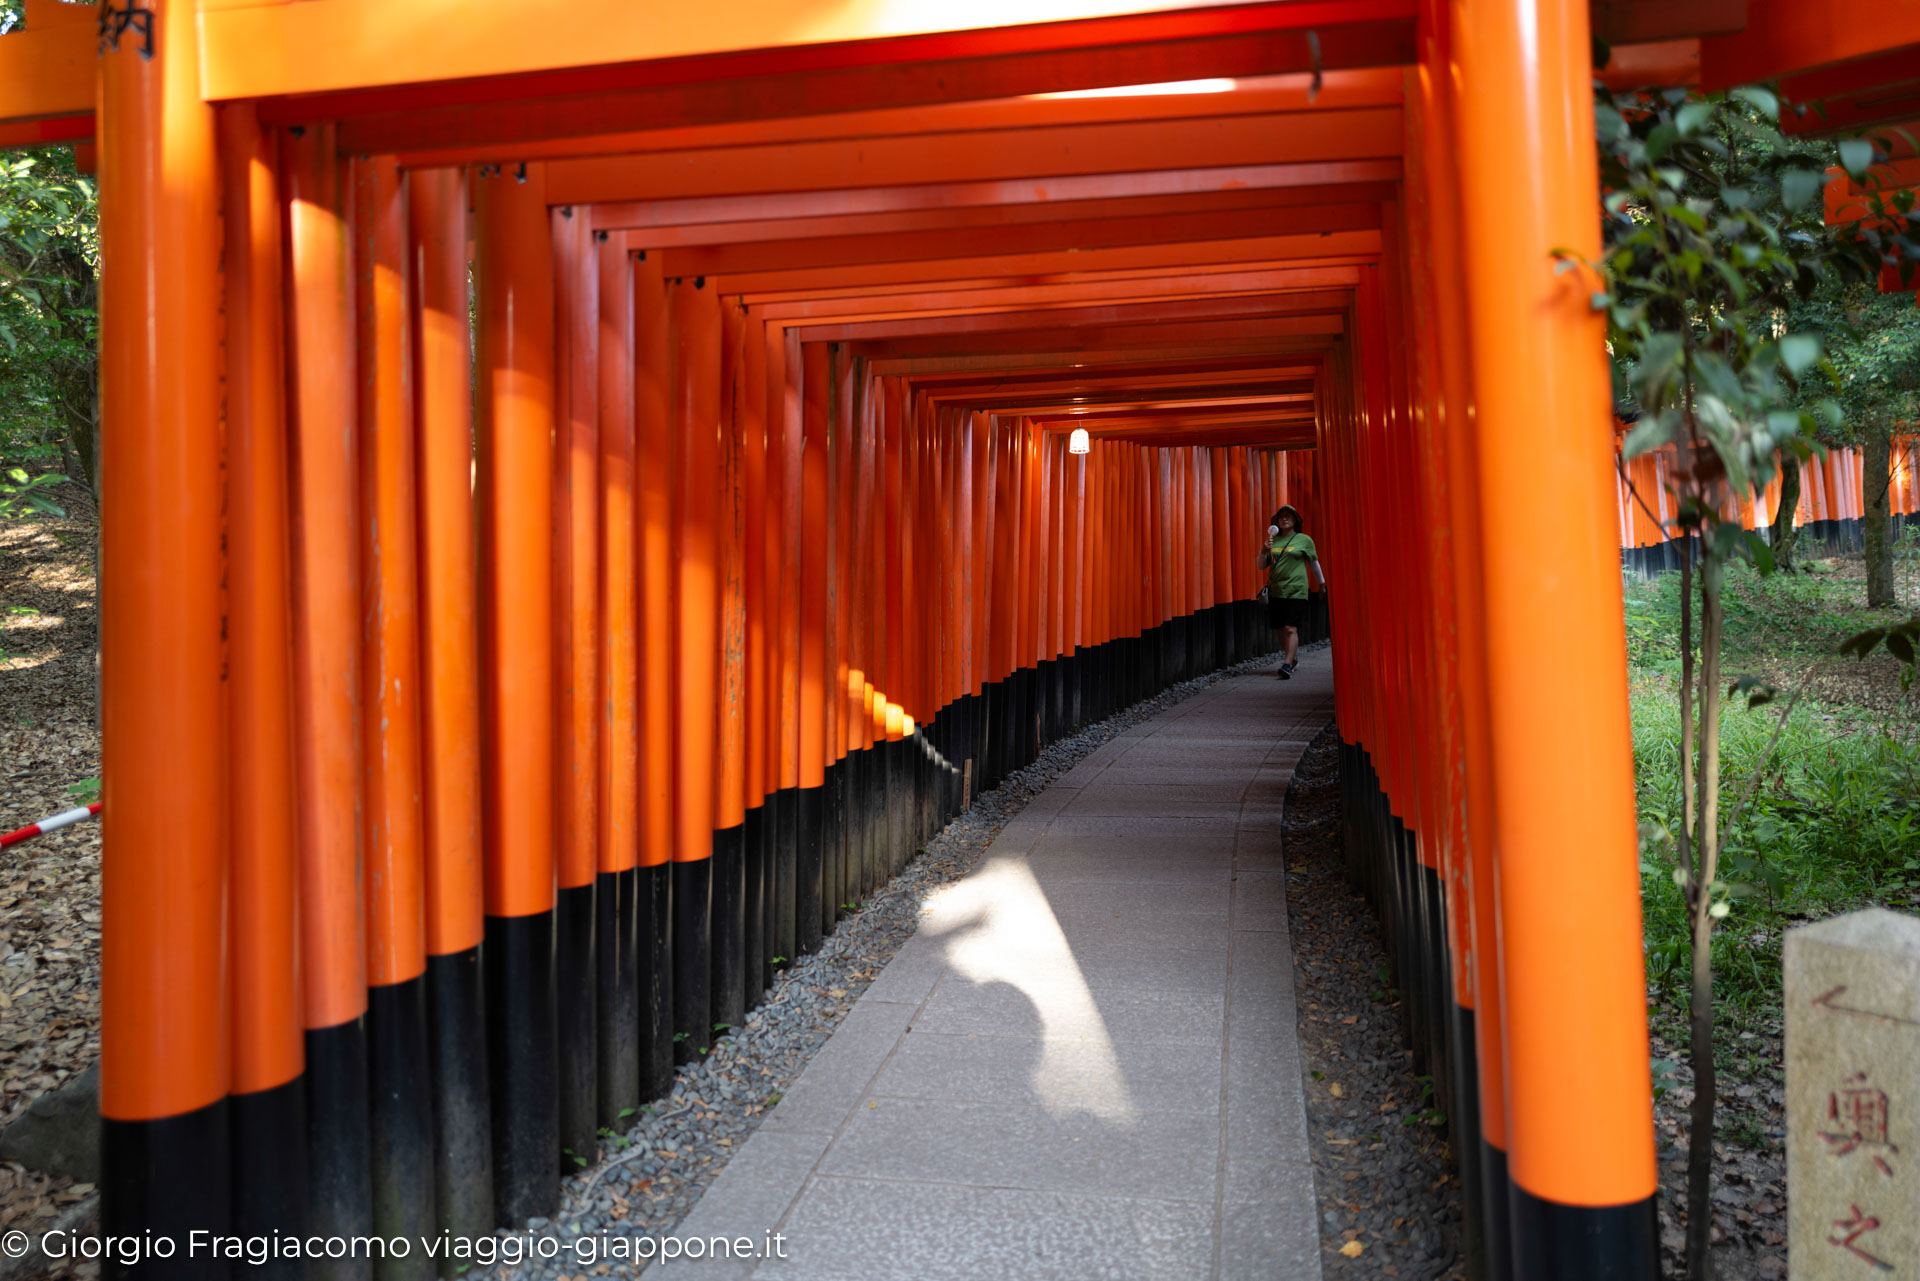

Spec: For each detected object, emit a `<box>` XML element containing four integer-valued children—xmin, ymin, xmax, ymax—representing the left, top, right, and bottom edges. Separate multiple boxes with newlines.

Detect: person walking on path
<box><xmin>1258</xmin><ymin>504</ymin><xmax>1323</xmax><ymax>679</ymax></box>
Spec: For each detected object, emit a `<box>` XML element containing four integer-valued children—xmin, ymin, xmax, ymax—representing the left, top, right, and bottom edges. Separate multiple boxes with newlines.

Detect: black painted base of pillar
<box><xmin>555</xmin><ymin>881</ymin><xmax>597</xmax><ymax>1173</ymax></box>
<box><xmin>770</xmin><ymin>788</ymin><xmax>797</xmax><ymax>984</ymax></box>
<box><xmin>795</xmin><ymin>783</ymin><xmax>824</xmax><ymax>957</ymax></box>
<box><xmin>638</xmin><ymin>864</ymin><xmax>674</xmax><ymax>1099</ymax></box>
<box><xmin>671</xmin><ymin>857</ymin><xmax>712</xmax><ymax>1063</ymax></box>
<box><xmin>368</xmin><ymin>974</ymin><xmax>436</xmax><ymax>1279</ymax></box>
<box><xmin>103</xmin><ymin>1098</ymin><xmax>231</xmax><ymax>1281</ymax></box>
<box><xmin>483</xmin><ymin>910</ymin><xmax>559</xmax><ymax>1226</ymax></box>
<box><xmin>595</xmin><ymin>869</ymin><xmax>640</xmax><ymax>1129</ymax></box>
<box><xmin>711</xmin><ymin>822</ymin><xmax>747</xmax><ymax>1031</ymax></box>
<box><xmin>231</xmin><ymin>1075</ymin><xmax>307</xmax><ymax>1280</ymax></box>
<box><xmin>1448</xmin><ymin>1001</ymin><xmax>1485</xmax><ymax>1281</ymax></box>
<box><xmin>743</xmin><ymin>805</ymin><xmax>768</xmax><ymax>1006</ymax></box>
<box><xmin>1510</xmin><ymin>1179</ymin><xmax>1655</xmax><ymax>1281</ymax></box>
<box><xmin>302</xmin><ymin>1015</ymin><xmax>371</xmax><ymax>1276</ymax></box>
<box><xmin>427</xmin><ymin>946</ymin><xmax>494</xmax><ymax>1257</ymax></box>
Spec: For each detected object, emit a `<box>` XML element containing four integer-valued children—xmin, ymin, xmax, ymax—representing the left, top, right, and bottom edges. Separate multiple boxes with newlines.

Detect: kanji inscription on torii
<box><xmin>1788</xmin><ymin>909</ymin><xmax>1920</xmax><ymax>1278</ymax></box>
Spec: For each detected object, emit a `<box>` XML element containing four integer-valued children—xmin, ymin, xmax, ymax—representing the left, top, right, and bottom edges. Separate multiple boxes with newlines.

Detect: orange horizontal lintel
<box><xmin>613</xmin><ymin>183</ymin><xmax>1395</xmax><ymax>253</ymax></box>
<box><xmin>1092</xmin><ymin>425</ymin><xmax>1321</xmax><ymax>447</ymax></box>
<box><xmin>869</xmin><ymin>347</ymin><xmax>1327</xmax><ymax>377</ymax></box>
<box><xmin>548</xmin><ymin>110</ymin><xmax>1403</xmax><ymax>207</ymax></box>
<box><xmin>588</xmin><ymin>160</ymin><xmax>1403</xmax><ymax>234</ymax></box>
<box><xmin>749</xmin><ymin>266</ymin><xmax>1362</xmax><ymax>324</ymax></box>
<box><xmin>0</xmin><ymin>15</ymin><xmax>93</xmax><ymax>128</ymax></box>
<box><xmin>953</xmin><ymin>390</ymin><xmax>1320</xmax><ymax>417</ymax></box>
<box><xmin>1702</xmin><ymin>0</ymin><xmax>1920</xmax><ymax>88</ymax></box>
<box><xmin>661</xmin><ymin>203</ymin><xmax>1382</xmax><ymax>280</ymax></box>
<box><xmin>0</xmin><ymin>111</ymin><xmax>92</xmax><ymax>150</ymax></box>
<box><xmin>914</xmin><ymin>356</ymin><xmax>1320</xmax><ymax>390</ymax></box>
<box><xmin>783</xmin><ymin>289</ymin><xmax>1349</xmax><ymax>343</ymax></box>
<box><xmin>388</xmin><ymin>68</ymin><xmax>1408</xmax><ymax>169</ymax></box>
<box><xmin>1596</xmin><ymin>39</ymin><xmax>1701</xmax><ymax>89</ymax></box>
<box><xmin>237</xmin><ymin>2</ymin><xmax>1417</xmax><ymax>142</ymax></box>
<box><xmin>737</xmin><ymin>258</ymin><xmax>1364</xmax><ymax>307</ymax></box>
<box><xmin>717</xmin><ymin>232</ymin><xmax>1382</xmax><ymax>294</ymax></box>
<box><xmin>841</xmin><ymin>315</ymin><xmax>1343</xmax><ymax>360</ymax></box>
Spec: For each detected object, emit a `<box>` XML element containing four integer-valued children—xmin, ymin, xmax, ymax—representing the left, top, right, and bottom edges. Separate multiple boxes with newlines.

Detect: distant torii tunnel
<box><xmin>3</xmin><ymin>0</ymin><xmax>1910</xmax><ymax>1277</ymax></box>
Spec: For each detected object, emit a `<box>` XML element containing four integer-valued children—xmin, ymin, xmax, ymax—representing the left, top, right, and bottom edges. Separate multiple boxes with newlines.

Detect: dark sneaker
<box><xmin>1277</xmin><ymin>665</ymin><xmax>1291</xmax><ymax>680</ymax></box>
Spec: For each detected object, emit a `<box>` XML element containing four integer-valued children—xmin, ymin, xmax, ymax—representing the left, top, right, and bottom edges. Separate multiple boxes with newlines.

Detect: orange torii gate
<box><xmin>4</xmin><ymin>0</ymin><xmax>1913</xmax><ymax>1277</ymax></box>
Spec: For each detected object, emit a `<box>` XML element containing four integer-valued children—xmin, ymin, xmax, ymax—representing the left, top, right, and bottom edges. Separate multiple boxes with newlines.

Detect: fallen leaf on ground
<box><xmin>1339</xmin><ymin>1241</ymin><xmax>1365</xmax><ymax>1258</ymax></box>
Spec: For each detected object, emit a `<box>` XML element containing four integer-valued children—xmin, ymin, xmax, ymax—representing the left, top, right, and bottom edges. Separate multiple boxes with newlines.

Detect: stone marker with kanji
<box><xmin>1788</xmin><ymin>907</ymin><xmax>1920</xmax><ymax>1277</ymax></box>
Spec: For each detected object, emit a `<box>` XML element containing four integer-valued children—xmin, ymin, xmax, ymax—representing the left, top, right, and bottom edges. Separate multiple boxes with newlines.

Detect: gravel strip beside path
<box><xmin>1278</xmin><ymin>718</ymin><xmax>1793</xmax><ymax>1281</ymax></box>
<box><xmin>1284</xmin><ymin>724</ymin><xmax>1466</xmax><ymax>1281</ymax></box>
<box><xmin>485</xmin><ymin>645</ymin><xmax>1309</xmax><ymax>1279</ymax></box>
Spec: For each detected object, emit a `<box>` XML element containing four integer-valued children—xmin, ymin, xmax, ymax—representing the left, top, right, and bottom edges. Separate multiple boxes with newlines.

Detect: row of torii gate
<box><xmin>3</xmin><ymin>0</ymin><xmax>1910</xmax><ymax>1278</ymax></box>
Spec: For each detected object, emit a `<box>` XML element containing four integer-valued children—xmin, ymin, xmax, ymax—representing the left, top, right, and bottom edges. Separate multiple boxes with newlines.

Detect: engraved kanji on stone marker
<box><xmin>1821</xmin><ymin>1072</ymin><xmax>1899</xmax><ymax>1177</ymax></box>
<box><xmin>1788</xmin><ymin>909</ymin><xmax>1920</xmax><ymax>1280</ymax></box>
<box><xmin>1828</xmin><ymin>1204</ymin><xmax>1896</xmax><ymax>1272</ymax></box>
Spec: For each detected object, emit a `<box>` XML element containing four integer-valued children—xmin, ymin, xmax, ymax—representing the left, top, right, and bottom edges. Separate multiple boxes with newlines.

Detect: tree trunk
<box><xmin>1686</xmin><ymin>891</ymin><xmax>1718</xmax><ymax>1281</ymax></box>
<box><xmin>1770</xmin><ymin>455</ymin><xmax>1799</xmax><ymax>573</ymax></box>
<box><xmin>1685</xmin><ymin>558</ymin><xmax>1726</xmax><ymax>1281</ymax></box>
<box><xmin>1864</xmin><ymin>426</ymin><xmax>1894</xmax><ymax>607</ymax></box>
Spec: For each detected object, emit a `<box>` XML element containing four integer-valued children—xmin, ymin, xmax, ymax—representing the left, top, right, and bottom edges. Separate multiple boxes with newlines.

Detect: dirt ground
<box><xmin>1731</xmin><ymin>553</ymin><xmax>1917</xmax><ymax>719</ymax></box>
<box><xmin>0</xmin><ymin>487</ymin><xmax>103</xmax><ymax>1263</ymax></box>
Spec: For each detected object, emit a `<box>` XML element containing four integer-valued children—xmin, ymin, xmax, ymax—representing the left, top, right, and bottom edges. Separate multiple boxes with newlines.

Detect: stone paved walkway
<box><xmin>670</xmin><ymin>654</ymin><xmax>1335</xmax><ymax>1281</ymax></box>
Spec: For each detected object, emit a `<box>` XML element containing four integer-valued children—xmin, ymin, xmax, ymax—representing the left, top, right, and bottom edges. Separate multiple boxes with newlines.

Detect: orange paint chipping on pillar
<box><xmin>411</xmin><ymin>166</ymin><xmax>486</xmax><ymax>957</ymax></box>
<box><xmin>353</xmin><ymin>154</ymin><xmax>429</xmax><ymax>990</ymax></box>
<box><xmin>282</xmin><ymin>123</ymin><xmax>368</xmax><ymax>1036</ymax></box>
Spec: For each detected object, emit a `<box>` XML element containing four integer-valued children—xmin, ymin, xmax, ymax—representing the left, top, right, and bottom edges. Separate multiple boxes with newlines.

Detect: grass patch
<box><xmin>1624</xmin><ymin>554</ymin><xmax>1912</xmax><ymax>680</ymax></box>
<box><xmin>1626</xmin><ymin>557</ymin><xmax>1920</xmax><ymax>1075</ymax></box>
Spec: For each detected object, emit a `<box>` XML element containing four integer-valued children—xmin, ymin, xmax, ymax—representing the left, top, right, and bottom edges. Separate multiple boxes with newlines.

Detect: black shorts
<box><xmin>1268</xmin><ymin>595</ymin><xmax>1307</xmax><ymax>630</ymax></box>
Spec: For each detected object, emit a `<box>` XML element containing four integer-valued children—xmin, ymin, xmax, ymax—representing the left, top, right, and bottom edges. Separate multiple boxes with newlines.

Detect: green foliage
<box><xmin>1791</xmin><ymin>288</ymin><xmax>1920</xmax><ymax>443</ymax></box>
<box><xmin>0</xmin><ymin>142</ymin><xmax>99</xmax><ymax>508</ymax></box>
<box><xmin>1840</xmin><ymin>615</ymin><xmax>1920</xmax><ymax>691</ymax></box>
<box><xmin>1586</xmin><ymin>87</ymin><xmax>1876</xmax><ymax>508</ymax></box>
<box><xmin>1632</xmin><ymin>677</ymin><xmax>1919</xmax><ymax>1036</ymax></box>
<box><xmin>1626</xmin><ymin>556</ymin><xmax>1907</xmax><ymax>670</ymax></box>
<box><xmin>0</xmin><ymin>464</ymin><xmax>67</xmax><ymax>519</ymax></box>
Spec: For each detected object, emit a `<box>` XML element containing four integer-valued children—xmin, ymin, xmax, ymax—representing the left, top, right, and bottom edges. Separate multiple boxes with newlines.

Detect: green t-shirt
<box><xmin>1266</xmin><ymin>533</ymin><xmax>1317</xmax><ymax>599</ymax></box>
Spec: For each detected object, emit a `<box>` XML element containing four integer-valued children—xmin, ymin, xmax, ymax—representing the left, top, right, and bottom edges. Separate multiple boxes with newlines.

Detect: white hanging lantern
<box><xmin>1068</xmin><ymin>427</ymin><xmax>1090</xmax><ymax>454</ymax></box>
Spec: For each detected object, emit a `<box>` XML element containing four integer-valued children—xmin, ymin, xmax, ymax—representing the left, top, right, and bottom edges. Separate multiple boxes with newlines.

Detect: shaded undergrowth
<box><xmin>1624</xmin><ymin>555</ymin><xmax>1919</xmax><ymax>1092</ymax></box>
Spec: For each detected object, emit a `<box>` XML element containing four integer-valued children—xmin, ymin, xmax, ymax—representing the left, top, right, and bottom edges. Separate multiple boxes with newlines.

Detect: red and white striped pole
<box><xmin>1</xmin><ymin>802</ymin><xmax>102</xmax><ymax>849</ymax></box>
